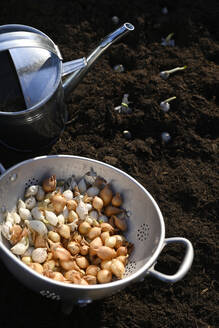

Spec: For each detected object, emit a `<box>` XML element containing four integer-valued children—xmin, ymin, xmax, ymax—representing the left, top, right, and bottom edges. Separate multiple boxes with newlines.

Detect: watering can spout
<box><xmin>62</xmin><ymin>57</ymin><xmax>87</xmax><ymax>77</ymax></box>
<box><xmin>63</xmin><ymin>22</ymin><xmax>134</xmax><ymax>98</ymax></box>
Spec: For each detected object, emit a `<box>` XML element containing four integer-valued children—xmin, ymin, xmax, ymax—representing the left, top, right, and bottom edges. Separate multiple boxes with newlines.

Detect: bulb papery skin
<box><xmin>87</xmin><ymin>186</ymin><xmax>100</xmax><ymax>197</ymax></box>
<box><xmin>6</xmin><ymin>212</ymin><xmax>15</xmax><ymax>224</ymax></box>
<box><xmin>17</xmin><ymin>199</ymin><xmax>26</xmax><ymax>211</ymax></box>
<box><xmin>11</xmin><ymin>212</ymin><xmax>21</xmax><ymax>224</ymax></box>
<box><xmin>19</xmin><ymin>208</ymin><xmax>32</xmax><ymax>221</ymax></box>
<box><xmin>78</xmin><ymin>178</ymin><xmax>87</xmax><ymax>194</ymax></box>
<box><xmin>111</xmin><ymin>193</ymin><xmax>122</xmax><ymax>207</ymax></box>
<box><xmin>160</xmin><ymin>71</ymin><xmax>169</xmax><ymax>80</ymax></box>
<box><xmin>92</xmin><ymin>196</ymin><xmax>104</xmax><ymax>214</ymax></box>
<box><xmin>89</xmin><ymin>210</ymin><xmax>99</xmax><ymax>220</ymax></box>
<box><xmin>51</xmin><ymin>194</ymin><xmax>67</xmax><ymax>214</ymax></box>
<box><xmin>123</xmin><ymin>130</ymin><xmax>132</xmax><ymax>140</ymax></box>
<box><xmin>31</xmin><ymin>248</ymin><xmax>47</xmax><ymax>263</ymax></box>
<box><xmin>161</xmin><ymin>132</ymin><xmax>171</xmax><ymax>143</ymax></box>
<box><xmin>76</xmin><ymin>200</ymin><xmax>88</xmax><ymax>220</ymax></box>
<box><xmin>113</xmin><ymin>64</ymin><xmax>125</xmax><ymax>73</ymax></box>
<box><xmin>112</xmin><ymin>16</ymin><xmax>119</xmax><ymax>25</ymax></box>
<box><xmin>1</xmin><ymin>221</ymin><xmax>12</xmax><ymax>240</ymax></box>
<box><xmin>29</xmin><ymin>220</ymin><xmax>48</xmax><ymax>235</ymax></box>
<box><xmin>42</xmin><ymin>175</ymin><xmax>57</xmax><ymax>193</ymax></box>
<box><xmin>25</xmin><ymin>196</ymin><xmax>36</xmax><ymax>210</ymax></box>
<box><xmin>11</xmin><ymin>236</ymin><xmax>29</xmax><ymax>255</ymax></box>
<box><xmin>160</xmin><ymin>101</ymin><xmax>170</xmax><ymax>112</ymax></box>
<box><xmin>97</xmin><ymin>269</ymin><xmax>112</xmax><ymax>283</ymax></box>
<box><xmin>31</xmin><ymin>207</ymin><xmax>44</xmax><ymax>221</ymax></box>
<box><xmin>162</xmin><ymin>7</ymin><xmax>168</xmax><ymax>14</ymax></box>
<box><xmin>25</xmin><ymin>185</ymin><xmax>39</xmax><ymax>198</ymax></box>
<box><xmin>99</xmin><ymin>184</ymin><xmax>113</xmax><ymax>207</ymax></box>
<box><xmin>45</xmin><ymin>210</ymin><xmax>58</xmax><ymax>226</ymax></box>
<box><xmin>111</xmin><ymin>259</ymin><xmax>125</xmax><ymax>278</ymax></box>
<box><xmin>36</xmin><ymin>186</ymin><xmax>45</xmax><ymax>201</ymax></box>
<box><xmin>63</xmin><ymin>190</ymin><xmax>73</xmax><ymax>201</ymax></box>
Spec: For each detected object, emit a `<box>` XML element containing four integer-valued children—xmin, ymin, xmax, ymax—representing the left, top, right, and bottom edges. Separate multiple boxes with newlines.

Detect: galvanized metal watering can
<box><xmin>0</xmin><ymin>23</ymin><xmax>134</xmax><ymax>151</ymax></box>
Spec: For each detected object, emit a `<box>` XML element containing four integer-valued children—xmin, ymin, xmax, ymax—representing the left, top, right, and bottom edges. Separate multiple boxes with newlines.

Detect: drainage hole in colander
<box><xmin>124</xmin><ymin>260</ymin><xmax>137</xmax><ymax>276</ymax></box>
<box><xmin>137</xmin><ymin>223</ymin><xmax>150</xmax><ymax>242</ymax></box>
<box><xmin>25</xmin><ymin>177</ymin><xmax>39</xmax><ymax>187</ymax></box>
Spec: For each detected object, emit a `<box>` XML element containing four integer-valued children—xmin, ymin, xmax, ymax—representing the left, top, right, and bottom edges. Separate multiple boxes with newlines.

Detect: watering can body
<box><xmin>0</xmin><ymin>23</ymin><xmax>134</xmax><ymax>151</ymax></box>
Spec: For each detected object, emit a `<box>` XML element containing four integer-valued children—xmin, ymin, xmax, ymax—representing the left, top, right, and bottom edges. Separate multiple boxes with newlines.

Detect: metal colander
<box><xmin>0</xmin><ymin>155</ymin><xmax>194</xmax><ymax>306</ymax></box>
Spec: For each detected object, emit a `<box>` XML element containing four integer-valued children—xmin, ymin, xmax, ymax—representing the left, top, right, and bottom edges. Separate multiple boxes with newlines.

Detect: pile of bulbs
<box><xmin>1</xmin><ymin>173</ymin><xmax>133</xmax><ymax>285</ymax></box>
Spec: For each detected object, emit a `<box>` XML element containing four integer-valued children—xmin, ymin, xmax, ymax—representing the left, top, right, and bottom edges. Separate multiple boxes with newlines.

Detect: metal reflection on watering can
<box><xmin>0</xmin><ymin>23</ymin><xmax>134</xmax><ymax>151</ymax></box>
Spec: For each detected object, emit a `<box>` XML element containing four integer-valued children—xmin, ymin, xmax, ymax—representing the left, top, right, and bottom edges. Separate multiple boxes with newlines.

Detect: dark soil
<box><xmin>0</xmin><ymin>0</ymin><xmax>218</xmax><ymax>327</ymax></box>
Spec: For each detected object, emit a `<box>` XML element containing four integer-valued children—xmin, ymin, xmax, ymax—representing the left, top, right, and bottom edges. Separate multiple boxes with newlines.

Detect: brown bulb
<box><xmin>42</xmin><ymin>175</ymin><xmax>57</xmax><ymax>193</ymax></box>
<box><xmin>99</xmin><ymin>184</ymin><xmax>113</xmax><ymax>206</ymax></box>
<box><xmin>104</xmin><ymin>205</ymin><xmax>123</xmax><ymax>217</ymax></box>
<box><xmin>111</xmin><ymin>192</ymin><xmax>123</xmax><ymax>207</ymax></box>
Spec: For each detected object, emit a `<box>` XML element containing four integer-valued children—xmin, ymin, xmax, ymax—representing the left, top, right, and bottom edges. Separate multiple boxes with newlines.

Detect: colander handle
<box><xmin>148</xmin><ymin>237</ymin><xmax>194</xmax><ymax>283</ymax></box>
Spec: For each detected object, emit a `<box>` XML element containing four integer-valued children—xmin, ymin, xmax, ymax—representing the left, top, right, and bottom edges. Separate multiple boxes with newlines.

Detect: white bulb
<box><xmin>160</xmin><ymin>71</ymin><xmax>169</xmax><ymax>80</ymax></box>
<box><xmin>113</xmin><ymin>64</ymin><xmax>124</xmax><ymax>72</ymax></box>
<box><xmin>123</xmin><ymin>130</ymin><xmax>132</xmax><ymax>140</ymax></box>
<box><xmin>112</xmin><ymin>16</ymin><xmax>119</xmax><ymax>24</ymax></box>
<box><xmin>160</xmin><ymin>101</ymin><xmax>170</xmax><ymax>112</ymax></box>
<box><xmin>162</xmin><ymin>7</ymin><xmax>168</xmax><ymax>14</ymax></box>
<box><xmin>161</xmin><ymin>132</ymin><xmax>171</xmax><ymax>143</ymax></box>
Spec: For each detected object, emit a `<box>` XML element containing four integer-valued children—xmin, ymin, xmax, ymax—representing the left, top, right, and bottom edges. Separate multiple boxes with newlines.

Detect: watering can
<box><xmin>0</xmin><ymin>23</ymin><xmax>134</xmax><ymax>151</ymax></box>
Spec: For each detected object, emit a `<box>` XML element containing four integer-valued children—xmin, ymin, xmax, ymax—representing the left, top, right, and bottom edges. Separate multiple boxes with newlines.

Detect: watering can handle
<box><xmin>148</xmin><ymin>237</ymin><xmax>194</xmax><ymax>283</ymax></box>
<box><xmin>0</xmin><ymin>163</ymin><xmax>6</xmax><ymax>175</ymax></box>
